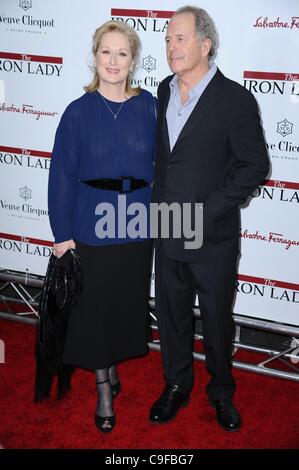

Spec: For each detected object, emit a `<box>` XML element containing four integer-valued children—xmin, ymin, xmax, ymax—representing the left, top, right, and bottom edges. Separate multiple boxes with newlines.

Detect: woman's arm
<box><xmin>48</xmin><ymin>104</ymin><xmax>80</xmax><ymax>248</ymax></box>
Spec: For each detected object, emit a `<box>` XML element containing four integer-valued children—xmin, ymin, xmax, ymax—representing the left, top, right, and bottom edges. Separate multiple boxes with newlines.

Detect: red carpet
<box><xmin>0</xmin><ymin>319</ymin><xmax>298</xmax><ymax>449</ymax></box>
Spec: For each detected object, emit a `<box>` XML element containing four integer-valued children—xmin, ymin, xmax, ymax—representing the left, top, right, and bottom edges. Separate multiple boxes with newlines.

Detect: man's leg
<box><xmin>149</xmin><ymin>244</ymin><xmax>195</xmax><ymax>423</ymax></box>
<box><xmin>189</xmin><ymin>259</ymin><xmax>236</xmax><ymax>401</ymax></box>
<box><xmin>155</xmin><ymin>245</ymin><xmax>196</xmax><ymax>394</ymax></box>
<box><xmin>188</xmin><ymin>258</ymin><xmax>241</xmax><ymax>431</ymax></box>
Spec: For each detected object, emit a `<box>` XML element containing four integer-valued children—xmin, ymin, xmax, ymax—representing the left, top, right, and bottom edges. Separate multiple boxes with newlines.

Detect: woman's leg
<box><xmin>95</xmin><ymin>368</ymin><xmax>115</xmax><ymax>432</ymax></box>
<box><xmin>108</xmin><ymin>363</ymin><xmax>119</xmax><ymax>387</ymax></box>
<box><xmin>108</xmin><ymin>363</ymin><xmax>121</xmax><ymax>397</ymax></box>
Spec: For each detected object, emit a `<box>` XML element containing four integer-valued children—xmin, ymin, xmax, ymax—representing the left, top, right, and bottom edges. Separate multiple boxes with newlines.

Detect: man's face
<box><xmin>165</xmin><ymin>12</ymin><xmax>211</xmax><ymax>78</ymax></box>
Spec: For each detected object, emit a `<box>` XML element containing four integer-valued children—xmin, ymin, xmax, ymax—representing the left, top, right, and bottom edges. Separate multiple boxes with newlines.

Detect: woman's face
<box><xmin>96</xmin><ymin>31</ymin><xmax>133</xmax><ymax>89</ymax></box>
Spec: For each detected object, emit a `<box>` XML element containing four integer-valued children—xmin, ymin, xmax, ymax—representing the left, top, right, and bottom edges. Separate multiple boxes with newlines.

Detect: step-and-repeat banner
<box><xmin>0</xmin><ymin>0</ymin><xmax>298</xmax><ymax>325</ymax></box>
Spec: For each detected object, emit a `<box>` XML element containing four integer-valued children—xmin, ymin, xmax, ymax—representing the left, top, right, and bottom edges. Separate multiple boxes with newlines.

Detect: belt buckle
<box><xmin>120</xmin><ymin>176</ymin><xmax>133</xmax><ymax>194</ymax></box>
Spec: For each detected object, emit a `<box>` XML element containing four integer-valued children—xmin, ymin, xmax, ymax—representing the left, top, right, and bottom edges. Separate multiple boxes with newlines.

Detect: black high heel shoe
<box><xmin>95</xmin><ymin>378</ymin><xmax>116</xmax><ymax>433</ymax></box>
<box><xmin>112</xmin><ymin>381</ymin><xmax>121</xmax><ymax>398</ymax></box>
<box><xmin>94</xmin><ymin>413</ymin><xmax>116</xmax><ymax>433</ymax></box>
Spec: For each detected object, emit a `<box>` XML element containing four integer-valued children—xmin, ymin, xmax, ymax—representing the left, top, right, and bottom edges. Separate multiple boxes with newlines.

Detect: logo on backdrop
<box><xmin>276</xmin><ymin>119</ymin><xmax>293</xmax><ymax>137</ymax></box>
<box><xmin>0</xmin><ymin>52</ymin><xmax>63</xmax><ymax>77</ymax></box>
<box><xmin>0</xmin><ymin>232</ymin><xmax>52</xmax><ymax>258</ymax></box>
<box><xmin>265</xmin><ymin>120</ymin><xmax>298</xmax><ymax>162</ymax></box>
<box><xmin>243</xmin><ymin>71</ymin><xmax>299</xmax><ymax>99</ymax></box>
<box><xmin>20</xmin><ymin>186</ymin><xmax>32</xmax><ymax>201</ymax></box>
<box><xmin>142</xmin><ymin>55</ymin><xmax>156</xmax><ymax>73</ymax></box>
<box><xmin>110</xmin><ymin>8</ymin><xmax>172</xmax><ymax>33</ymax></box>
<box><xmin>253</xmin><ymin>16</ymin><xmax>299</xmax><ymax>30</ymax></box>
<box><xmin>0</xmin><ymin>1</ymin><xmax>54</xmax><ymax>35</ymax></box>
<box><xmin>0</xmin><ymin>102</ymin><xmax>58</xmax><ymax>120</ymax></box>
<box><xmin>0</xmin><ymin>187</ymin><xmax>48</xmax><ymax>222</ymax></box>
<box><xmin>236</xmin><ymin>275</ymin><xmax>299</xmax><ymax>304</ymax></box>
<box><xmin>131</xmin><ymin>56</ymin><xmax>160</xmax><ymax>90</ymax></box>
<box><xmin>251</xmin><ymin>180</ymin><xmax>299</xmax><ymax>204</ymax></box>
<box><xmin>239</xmin><ymin>228</ymin><xmax>299</xmax><ymax>250</ymax></box>
<box><xmin>0</xmin><ymin>146</ymin><xmax>51</xmax><ymax>170</ymax></box>
<box><xmin>19</xmin><ymin>0</ymin><xmax>32</xmax><ymax>12</ymax></box>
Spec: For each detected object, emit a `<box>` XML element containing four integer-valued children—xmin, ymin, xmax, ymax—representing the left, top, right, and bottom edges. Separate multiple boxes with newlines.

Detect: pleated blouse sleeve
<box><xmin>48</xmin><ymin>103</ymin><xmax>80</xmax><ymax>243</ymax></box>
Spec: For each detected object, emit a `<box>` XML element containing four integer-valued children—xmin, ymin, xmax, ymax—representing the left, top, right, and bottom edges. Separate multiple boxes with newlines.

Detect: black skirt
<box><xmin>63</xmin><ymin>239</ymin><xmax>152</xmax><ymax>370</ymax></box>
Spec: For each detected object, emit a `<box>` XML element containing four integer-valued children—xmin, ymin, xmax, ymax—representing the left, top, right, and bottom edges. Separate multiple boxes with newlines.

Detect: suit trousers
<box><xmin>155</xmin><ymin>242</ymin><xmax>237</xmax><ymax>401</ymax></box>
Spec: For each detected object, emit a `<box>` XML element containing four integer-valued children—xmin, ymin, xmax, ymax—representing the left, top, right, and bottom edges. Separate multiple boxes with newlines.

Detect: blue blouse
<box><xmin>48</xmin><ymin>89</ymin><xmax>156</xmax><ymax>245</ymax></box>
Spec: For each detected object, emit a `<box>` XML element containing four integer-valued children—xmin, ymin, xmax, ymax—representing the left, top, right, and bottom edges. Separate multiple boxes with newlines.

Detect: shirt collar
<box><xmin>169</xmin><ymin>63</ymin><xmax>217</xmax><ymax>98</ymax></box>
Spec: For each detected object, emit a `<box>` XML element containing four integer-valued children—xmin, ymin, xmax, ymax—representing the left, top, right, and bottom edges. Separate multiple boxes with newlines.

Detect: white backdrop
<box><xmin>0</xmin><ymin>0</ymin><xmax>298</xmax><ymax>325</ymax></box>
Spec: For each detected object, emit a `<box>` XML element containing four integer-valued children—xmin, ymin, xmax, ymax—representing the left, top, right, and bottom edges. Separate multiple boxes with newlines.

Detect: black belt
<box><xmin>82</xmin><ymin>177</ymin><xmax>149</xmax><ymax>193</ymax></box>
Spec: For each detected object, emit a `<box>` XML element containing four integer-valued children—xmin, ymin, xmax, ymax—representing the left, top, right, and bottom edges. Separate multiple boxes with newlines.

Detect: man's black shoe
<box><xmin>149</xmin><ymin>384</ymin><xmax>189</xmax><ymax>424</ymax></box>
<box><xmin>211</xmin><ymin>399</ymin><xmax>241</xmax><ymax>432</ymax></box>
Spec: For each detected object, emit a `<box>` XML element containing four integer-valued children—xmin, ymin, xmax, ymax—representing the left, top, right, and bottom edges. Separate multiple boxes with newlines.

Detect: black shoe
<box><xmin>111</xmin><ymin>381</ymin><xmax>121</xmax><ymax>398</ymax></box>
<box><xmin>95</xmin><ymin>378</ymin><xmax>116</xmax><ymax>433</ymax></box>
<box><xmin>95</xmin><ymin>413</ymin><xmax>116</xmax><ymax>433</ymax></box>
<box><xmin>211</xmin><ymin>399</ymin><xmax>241</xmax><ymax>432</ymax></box>
<box><xmin>149</xmin><ymin>384</ymin><xmax>189</xmax><ymax>424</ymax></box>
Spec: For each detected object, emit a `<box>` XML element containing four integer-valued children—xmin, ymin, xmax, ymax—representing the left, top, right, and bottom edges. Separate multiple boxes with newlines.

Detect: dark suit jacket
<box><xmin>152</xmin><ymin>69</ymin><xmax>269</xmax><ymax>264</ymax></box>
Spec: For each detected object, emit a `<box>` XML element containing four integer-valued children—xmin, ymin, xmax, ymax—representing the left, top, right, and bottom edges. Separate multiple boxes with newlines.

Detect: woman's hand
<box><xmin>53</xmin><ymin>239</ymin><xmax>76</xmax><ymax>258</ymax></box>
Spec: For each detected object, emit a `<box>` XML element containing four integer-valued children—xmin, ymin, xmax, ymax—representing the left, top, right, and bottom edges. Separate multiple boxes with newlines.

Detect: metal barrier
<box><xmin>1</xmin><ymin>268</ymin><xmax>299</xmax><ymax>381</ymax></box>
<box><xmin>0</xmin><ymin>269</ymin><xmax>40</xmax><ymax>324</ymax></box>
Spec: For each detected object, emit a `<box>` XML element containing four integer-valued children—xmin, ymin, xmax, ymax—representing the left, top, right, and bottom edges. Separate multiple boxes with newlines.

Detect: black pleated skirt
<box><xmin>63</xmin><ymin>239</ymin><xmax>152</xmax><ymax>370</ymax></box>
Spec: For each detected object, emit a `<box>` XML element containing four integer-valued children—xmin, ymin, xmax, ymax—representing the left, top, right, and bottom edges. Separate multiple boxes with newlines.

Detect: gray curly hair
<box><xmin>172</xmin><ymin>5</ymin><xmax>218</xmax><ymax>58</ymax></box>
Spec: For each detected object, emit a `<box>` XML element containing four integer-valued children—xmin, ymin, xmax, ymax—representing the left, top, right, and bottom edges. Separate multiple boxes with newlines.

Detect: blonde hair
<box><xmin>84</xmin><ymin>20</ymin><xmax>141</xmax><ymax>96</ymax></box>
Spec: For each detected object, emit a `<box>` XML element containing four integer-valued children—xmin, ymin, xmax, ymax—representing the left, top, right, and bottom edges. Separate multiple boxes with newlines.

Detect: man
<box><xmin>150</xmin><ymin>6</ymin><xmax>269</xmax><ymax>432</ymax></box>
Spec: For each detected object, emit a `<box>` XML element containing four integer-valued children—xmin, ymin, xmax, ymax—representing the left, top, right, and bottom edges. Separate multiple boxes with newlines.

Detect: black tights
<box><xmin>95</xmin><ymin>364</ymin><xmax>119</xmax><ymax>417</ymax></box>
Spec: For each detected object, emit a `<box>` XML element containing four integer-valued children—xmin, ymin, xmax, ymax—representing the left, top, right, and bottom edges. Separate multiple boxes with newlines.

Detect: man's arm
<box><xmin>204</xmin><ymin>91</ymin><xmax>269</xmax><ymax>220</ymax></box>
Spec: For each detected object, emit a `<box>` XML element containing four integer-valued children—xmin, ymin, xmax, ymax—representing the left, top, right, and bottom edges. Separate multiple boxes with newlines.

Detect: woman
<box><xmin>48</xmin><ymin>20</ymin><xmax>156</xmax><ymax>433</ymax></box>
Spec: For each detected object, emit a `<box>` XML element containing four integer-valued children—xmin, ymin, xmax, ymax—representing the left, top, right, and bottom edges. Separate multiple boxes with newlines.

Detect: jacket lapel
<box><xmin>161</xmin><ymin>85</ymin><xmax>171</xmax><ymax>155</ymax></box>
<box><xmin>171</xmin><ymin>69</ymin><xmax>225</xmax><ymax>153</ymax></box>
